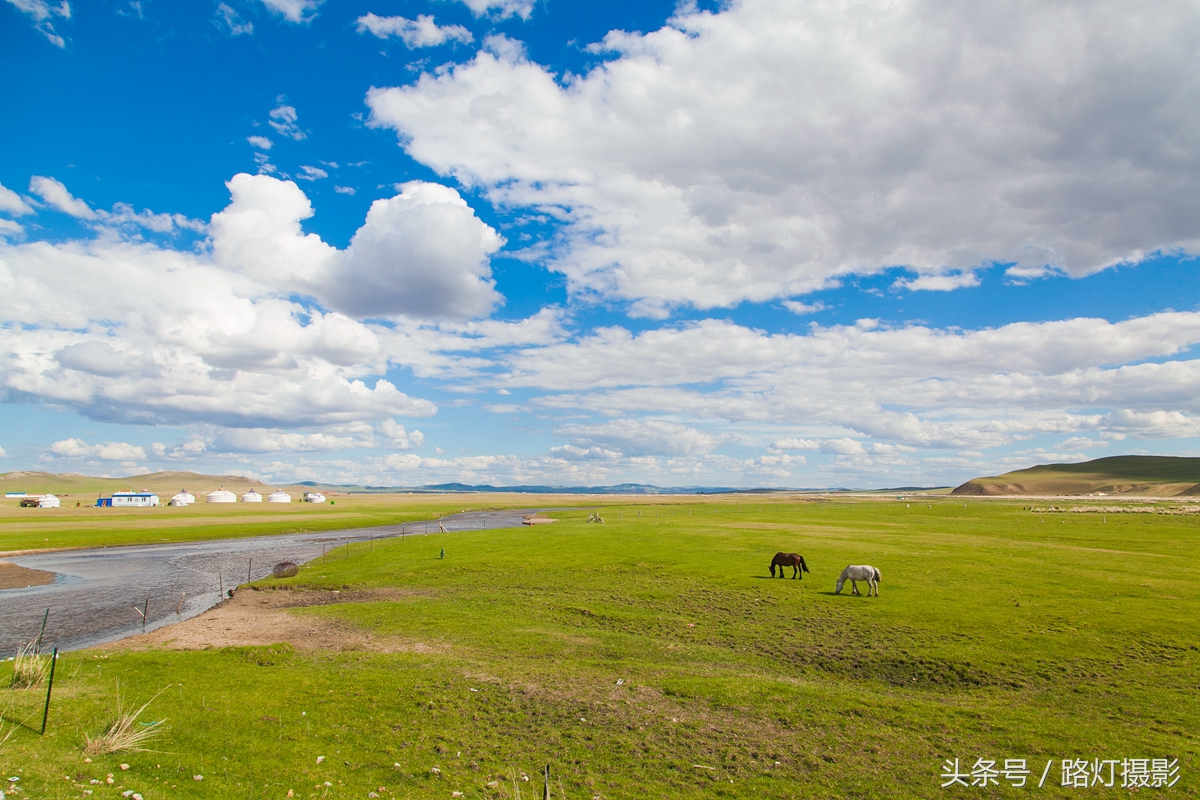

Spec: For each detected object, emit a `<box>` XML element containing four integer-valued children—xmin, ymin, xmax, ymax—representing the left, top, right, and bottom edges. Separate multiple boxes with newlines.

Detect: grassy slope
<box><xmin>0</xmin><ymin>493</ymin><xmax>586</xmax><ymax>553</ymax></box>
<box><xmin>953</xmin><ymin>455</ymin><xmax>1200</xmax><ymax>496</ymax></box>
<box><xmin>0</xmin><ymin>470</ymin><xmax>281</xmax><ymax>497</ymax></box>
<box><xmin>1</xmin><ymin>498</ymin><xmax>1196</xmax><ymax>798</ymax></box>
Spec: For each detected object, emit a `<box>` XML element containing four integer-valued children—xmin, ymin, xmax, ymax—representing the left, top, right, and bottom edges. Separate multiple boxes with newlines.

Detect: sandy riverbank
<box><xmin>0</xmin><ymin>560</ymin><xmax>56</xmax><ymax>590</ymax></box>
<box><xmin>105</xmin><ymin>586</ymin><xmax>445</xmax><ymax>654</ymax></box>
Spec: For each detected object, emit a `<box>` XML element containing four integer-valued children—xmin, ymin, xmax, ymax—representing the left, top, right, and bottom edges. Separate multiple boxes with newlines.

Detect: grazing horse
<box><xmin>835</xmin><ymin>565</ymin><xmax>881</xmax><ymax>596</ymax></box>
<box><xmin>770</xmin><ymin>552</ymin><xmax>810</xmax><ymax>579</ymax></box>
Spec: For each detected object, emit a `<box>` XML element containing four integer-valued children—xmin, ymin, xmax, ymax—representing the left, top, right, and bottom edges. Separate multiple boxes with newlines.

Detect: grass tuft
<box><xmin>83</xmin><ymin>685</ymin><xmax>169</xmax><ymax>755</ymax></box>
<box><xmin>9</xmin><ymin>636</ymin><xmax>50</xmax><ymax>689</ymax></box>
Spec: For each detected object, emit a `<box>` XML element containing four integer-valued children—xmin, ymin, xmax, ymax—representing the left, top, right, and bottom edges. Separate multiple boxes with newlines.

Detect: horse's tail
<box><xmin>873</xmin><ymin>567</ymin><xmax>881</xmax><ymax>582</ymax></box>
<box><xmin>800</xmin><ymin>556</ymin><xmax>810</xmax><ymax>572</ymax></box>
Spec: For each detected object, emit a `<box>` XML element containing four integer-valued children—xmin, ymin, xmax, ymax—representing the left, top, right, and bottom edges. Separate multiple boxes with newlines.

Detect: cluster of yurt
<box><xmin>67</xmin><ymin>487</ymin><xmax>300</xmax><ymax>510</ymax></box>
<box><xmin>202</xmin><ymin>487</ymin><xmax>293</xmax><ymax>503</ymax></box>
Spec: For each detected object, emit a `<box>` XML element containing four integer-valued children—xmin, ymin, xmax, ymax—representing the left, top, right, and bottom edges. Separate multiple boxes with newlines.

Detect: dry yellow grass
<box><xmin>82</xmin><ymin>685</ymin><xmax>169</xmax><ymax>755</ymax></box>
<box><xmin>9</xmin><ymin>636</ymin><xmax>50</xmax><ymax>689</ymax></box>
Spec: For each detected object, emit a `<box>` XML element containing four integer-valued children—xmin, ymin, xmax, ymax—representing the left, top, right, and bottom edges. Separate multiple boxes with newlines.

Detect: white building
<box><xmin>206</xmin><ymin>489</ymin><xmax>237</xmax><ymax>503</ymax></box>
<box><xmin>38</xmin><ymin>494</ymin><xmax>61</xmax><ymax>508</ymax></box>
<box><xmin>170</xmin><ymin>490</ymin><xmax>195</xmax><ymax>506</ymax></box>
<box><xmin>267</xmin><ymin>490</ymin><xmax>292</xmax><ymax>503</ymax></box>
<box><xmin>241</xmin><ymin>489</ymin><xmax>263</xmax><ymax>503</ymax></box>
<box><xmin>112</xmin><ymin>491</ymin><xmax>159</xmax><ymax>507</ymax></box>
<box><xmin>5</xmin><ymin>491</ymin><xmax>27</xmax><ymax>498</ymax></box>
<box><xmin>302</xmin><ymin>492</ymin><xmax>326</xmax><ymax>503</ymax></box>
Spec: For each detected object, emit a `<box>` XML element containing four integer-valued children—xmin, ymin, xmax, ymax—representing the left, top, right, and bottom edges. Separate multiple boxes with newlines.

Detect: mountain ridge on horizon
<box><xmin>0</xmin><ymin>470</ymin><xmax>950</xmax><ymax>495</ymax></box>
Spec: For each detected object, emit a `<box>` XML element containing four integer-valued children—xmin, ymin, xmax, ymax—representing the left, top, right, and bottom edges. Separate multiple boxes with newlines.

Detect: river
<box><xmin>1</xmin><ymin>509</ymin><xmax>535</xmax><ymax>653</ymax></box>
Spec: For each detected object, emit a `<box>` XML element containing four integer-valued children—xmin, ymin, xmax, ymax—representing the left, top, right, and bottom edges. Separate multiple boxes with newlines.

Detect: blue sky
<box><xmin>3</xmin><ymin>0</ymin><xmax>1200</xmax><ymax>488</ymax></box>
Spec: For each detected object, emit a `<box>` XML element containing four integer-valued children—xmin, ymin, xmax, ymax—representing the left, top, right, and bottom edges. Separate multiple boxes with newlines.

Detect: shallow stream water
<box><xmin>1</xmin><ymin>509</ymin><xmax>535</xmax><ymax>653</ymax></box>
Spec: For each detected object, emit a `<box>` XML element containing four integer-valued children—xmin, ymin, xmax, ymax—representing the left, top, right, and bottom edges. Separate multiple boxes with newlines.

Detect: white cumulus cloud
<box><xmin>29</xmin><ymin>176</ymin><xmax>95</xmax><ymax>219</ymax></box>
<box><xmin>258</xmin><ymin>0</ymin><xmax>319</xmax><ymax>23</ymax></box>
<box><xmin>268</xmin><ymin>102</ymin><xmax>305</xmax><ymax>140</ymax></box>
<box><xmin>894</xmin><ymin>271</ymin><xmax>980</xmax><ymax>293</ymax></box>
<box><xmin>367</xmin><ymin>0</ymin><xmax>1200</xmax><ymax>315</ymax></box>
<box><xmin>556</xmin><ymin>418</ymin><xmax>730</xmax><ymax>457</ymax></box>
<box><xmin>771</xmin><ymin>437</ymin><xmax>819</xmax><ymax>451</ymax></box>
<box><xmin>0</xmin><ymin>182</ymin><xmax>33</xmax><ymax>216</ymax></box>
<box><xmin>356</xmin><ymin>13</ymin><xmax>473</xmax><ymax>48</ymax></box>
<box><xmin>50</xmin><ymin>438</ymin><xmax>147</xmax><ymax>462</ymax></box>
<box><xmin>452</xmin><ymin>0</ymin><xmax>534</xmax><ymax>21</ymax></box>
<box><xmin>209</xmin><ymin>174</ymin><xmax>503</xmax><ymax>320</ymax></box>
<box><xmin>380</xmin><ymin>419</ymin><xmax>424</xmax><ymax>450</ymax></box>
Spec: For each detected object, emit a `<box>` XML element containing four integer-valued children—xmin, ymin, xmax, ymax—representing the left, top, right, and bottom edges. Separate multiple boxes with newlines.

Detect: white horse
<box><xmin>835</xmin><ymin>565</ymin><xmax>881</xmax><ymax>597</ymax></box>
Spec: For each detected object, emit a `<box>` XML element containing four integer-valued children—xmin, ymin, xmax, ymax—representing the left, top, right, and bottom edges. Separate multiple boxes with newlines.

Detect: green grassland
<box><xmin>1</xmin><ymin>498</ymin><xmax>1197</xmax><ymax>798</ymax></box>
<box><xmin>0</xmin><ymin>493</ymin><xmax>584</xmax><ymax>553</ymax></box>
<box><xmin>953</xmin><ymin>455</ymin><xmax>1200</xmax><ymax>497</ymax></box>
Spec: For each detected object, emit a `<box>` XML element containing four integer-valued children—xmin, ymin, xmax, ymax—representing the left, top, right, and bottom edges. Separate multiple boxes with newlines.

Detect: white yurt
<box><xmin>302</xmin><ymin>491</ymin><xmax>327</xmax><ymax>503</ymax></box>
<box><xmin>267</xmin><ymin>490</ymin><xmax>292</xmax><ymax>503</ymax></box>
<box><xmin>241</xmin><ymin>489</ymin><xmax>263</xmax><ymax>503</ymax></box>
<box><xmin>170</xmin><ymin>490</ymin><xmax>195</xmax><ymax>506</ymax></box>
<box><xmin>206</xmin><ymin>488</ymin><xmax>237</xmax><ymax>503</ymax></box>
<box><xmin>38</xmin><ymin>494</ymin><xmax>61</xmax><ymax>508</ymax></box>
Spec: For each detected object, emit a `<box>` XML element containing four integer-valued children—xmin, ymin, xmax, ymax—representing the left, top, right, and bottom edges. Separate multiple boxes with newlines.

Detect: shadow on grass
<box><xmin>0</xmin><ymin>705</ymin><xmax>45</xmax><ymax>735</ymax></box>
<box><xmin>751</xmin><ymin>575</ymin><xmax>817</xmax><ymax>582</ymax></box>
<box><xmin>816</xmin><ymin>591</ymin><xmax>874</xmax><ymax>597</ymax></box>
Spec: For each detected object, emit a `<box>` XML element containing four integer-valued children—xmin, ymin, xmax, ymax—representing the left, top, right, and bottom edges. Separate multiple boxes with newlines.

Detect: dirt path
<box><xmin>107</xmin><ymin>587</ymin><xmax>445</xmax><ymax>654</ymax></box>
<box><xmin>0</xmin><ymin>560</ymin><xmax>56</xmax><ymax>589</ymax></box>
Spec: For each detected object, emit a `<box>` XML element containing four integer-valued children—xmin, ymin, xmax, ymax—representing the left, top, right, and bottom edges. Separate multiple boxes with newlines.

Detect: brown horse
<box><xmin>770</xmin><ymin>552</ymin><xmax>810</xmax><ymax>579</ymax></box>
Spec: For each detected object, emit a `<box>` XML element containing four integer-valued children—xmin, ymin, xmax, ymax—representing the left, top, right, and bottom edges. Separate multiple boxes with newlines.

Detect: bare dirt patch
<box><xmin>108</xmin><ymin>587</ymin><xmax>444</xmax><ymax>654</ymax></box>
<box><xmin>0</xmin><ymin>560</ymin><xmax>56</xmax><ymax>589</ymax></box>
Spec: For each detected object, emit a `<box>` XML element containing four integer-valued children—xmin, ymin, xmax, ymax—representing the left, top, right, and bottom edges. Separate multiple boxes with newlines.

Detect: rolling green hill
<box><xmin>952</xmin><ymin>454</ymin><xmax>1200</xmax><ymax>496</ymax></box>
<box><xmin>0</xmin><ymin>470</ymin><xmax>276</xmax><ymax>498</ymax></box>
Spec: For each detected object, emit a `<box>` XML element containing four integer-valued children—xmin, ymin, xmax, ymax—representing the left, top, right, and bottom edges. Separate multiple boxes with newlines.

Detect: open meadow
<box><xmin>1</xmin><ymin>497</ymin><xmax>1197</xmax><ymax>798</ymax></box>
<box><xmin>0</xmin><ymin>493</ymin><xmax>581</xmax><ymax>555</ymax></box>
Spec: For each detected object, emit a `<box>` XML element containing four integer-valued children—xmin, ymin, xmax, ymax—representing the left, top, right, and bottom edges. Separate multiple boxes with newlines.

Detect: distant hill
<box><xmin>0</xmin><ymin>470</ymin><xmax>275</xmax><ymax>498</ymax></box>
<box><xmin>0</xmin><ymin>472</ymin><xmax>935</xmax><ymax>498</ymax></box>
<box><xmin>952</xmin><ymin>456</ymin><xmax>1200</xmax><ymax>497</ymax></box>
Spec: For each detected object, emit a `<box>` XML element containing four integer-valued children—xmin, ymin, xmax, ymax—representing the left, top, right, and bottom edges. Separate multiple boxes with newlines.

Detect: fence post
<box><xmin>35</xmin><ymin>608</ymin><xmax>49</xmax><ymax>651</ymax></box>
<box><xmin>40</xmin><ymin>647</ymin><xmax>58</xmax><ymax>734</ymax></box>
